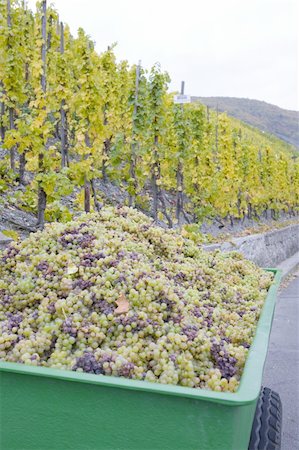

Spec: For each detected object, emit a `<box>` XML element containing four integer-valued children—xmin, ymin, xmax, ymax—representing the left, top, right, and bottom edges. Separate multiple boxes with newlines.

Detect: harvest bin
<box><xmin>0</xmin><ymin>269</ymin><xmax>282</xmax><ymax>450</ymax></box>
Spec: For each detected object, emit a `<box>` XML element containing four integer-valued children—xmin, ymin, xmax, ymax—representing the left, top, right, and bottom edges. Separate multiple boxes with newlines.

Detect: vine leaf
<box><xmin>115</xmin><ymin>293</ymin><xmax>129</xmax><ymax>315</ymax></box>
<box><xmin>67</xmin><ymin>265</ymin><xmax>78</xmax><ymax>275</ymax></box>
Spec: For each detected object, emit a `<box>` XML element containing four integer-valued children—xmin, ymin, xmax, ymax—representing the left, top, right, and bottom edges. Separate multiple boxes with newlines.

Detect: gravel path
<box><xmin>263</xmin><ymin>273</ymin><xmax>299</xmax><ymax>450</ymax></box>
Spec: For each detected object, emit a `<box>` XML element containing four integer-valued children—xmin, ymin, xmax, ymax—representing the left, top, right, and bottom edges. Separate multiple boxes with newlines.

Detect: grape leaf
<box><xmin>115</xmin><ymin>293</ymin><xmax>129</xmax><ymax>315</ymax></box>
<box><xmin>67</xmin><ymin>265</ymin><xmax>78</xmax><ymax>275</ymax></box>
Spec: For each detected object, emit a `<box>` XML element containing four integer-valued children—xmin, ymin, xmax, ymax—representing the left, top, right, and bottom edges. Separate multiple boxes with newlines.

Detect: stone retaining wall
<box><xmin>203</xmin><ymin>224</ymin><xmax>299</xmax><ymax>267</ymax></box>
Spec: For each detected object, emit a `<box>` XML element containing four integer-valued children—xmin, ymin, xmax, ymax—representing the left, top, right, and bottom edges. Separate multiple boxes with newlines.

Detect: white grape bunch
<box><xmin>0</xmin><ymin>206</ymin><xmax>273</xmax><ymax>392</ymax></box>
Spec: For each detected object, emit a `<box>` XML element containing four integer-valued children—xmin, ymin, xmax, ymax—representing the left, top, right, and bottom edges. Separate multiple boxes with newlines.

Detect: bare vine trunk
<box><xmin>102</xmin><ymin>137</ymin><xmax>110</xmax><ymax>183</ymax></box>
<box><xmin>176</xmin><ymin>159</ymin><xmax>184</xmax><ymax>226</ymax></box>
<box><xmin>158</xmin><ymin>191</ymin><xmax>172</xmax><ymax>228</ymax></box>
<box><xmin>84</xmin><ymin>177</ymin><xmax>91</xmax><ymax>213</ymax></box>
<box><xmin>151</xmin><ymin>136</ymin><xmax>159</xmax><ymax>221</ymax></box>
<box><xmin>0</xmin><ymin>82</ymin><xmax>5</xmax><ymax>142</ymax></box>
<box><xmin>91</xmin><ymin>179</ymin><xmax>102</xmax><ymax>212</ymax></box>
<box><xmin>128</xmin><ymin>147</ymin><xmax>137</xmax><ymax>207</ymax></box>
<box><xmin>84</xmin><ymin>132</ymin><xmax>93</xmax><ymax>213</ymax></box>
<box><xmin>19</xmin><ymin>152</ymin><xmax>26</xmax><ymax>184</ymax></box>
<box><xmin>37</xmin><ymin>154</ymin><xmax>46</xmax><ymax>228</ymax></box>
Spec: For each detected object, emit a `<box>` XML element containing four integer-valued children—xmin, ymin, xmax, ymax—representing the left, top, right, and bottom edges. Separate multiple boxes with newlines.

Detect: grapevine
<box><xmin>0</xmin><ymin>0</ymin><xmax>297</xmax><ymax>228</ymax></box>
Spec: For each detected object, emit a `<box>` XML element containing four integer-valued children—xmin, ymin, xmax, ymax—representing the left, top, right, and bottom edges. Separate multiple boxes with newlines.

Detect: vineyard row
<box><xmin>0</xmin><ymin>0</ymin><xmax>298</xmax><ymax>228</ymax></box>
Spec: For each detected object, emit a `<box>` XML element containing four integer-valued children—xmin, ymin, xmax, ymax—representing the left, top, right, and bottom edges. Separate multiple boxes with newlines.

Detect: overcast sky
<box><xmin>28</xmin><ymin>0</ymin><xmax>298</xmax><ymax>111</ymax></box>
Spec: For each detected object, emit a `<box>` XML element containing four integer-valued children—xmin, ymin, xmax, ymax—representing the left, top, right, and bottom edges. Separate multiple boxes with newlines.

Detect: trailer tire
<box><xmin>248</xmin><ymin>387</ymin><xmax>282</xmax><ymax>450</ymax></box>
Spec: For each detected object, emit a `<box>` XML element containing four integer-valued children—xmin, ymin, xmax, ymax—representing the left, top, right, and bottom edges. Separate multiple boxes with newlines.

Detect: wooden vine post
<box><xmin>128</xmin><ymin>60</ymin><xmax>141</xmax><ymax>207</ymax></box>
<box><xmin>60</xmin><ymin>21</ymin><xmax>68</xmax><ymax>168</ymax></box>
<box><xmin>175</xmin><ymin>81</ymin><xmax>185</xmax><ymax>226</ymax></box>
<box><xmin>7</xmin><ymin>0</ymin><xmax>16</xmax><ymax>171</ymax></box>
<box><xmin>173</xmin><ymin>81</ymin><xmax>191</xmax><ymax>226</ymax></box>
<box><xmin>37</xmin><ymin>0</ymin><xmax>47</xmax><ymax>229</ymax></box>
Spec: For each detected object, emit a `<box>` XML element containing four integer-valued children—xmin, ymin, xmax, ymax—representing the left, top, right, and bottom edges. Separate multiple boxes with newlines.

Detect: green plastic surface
<box><xmin>0</xmin><ymin>269</ymin><xmax>282</xmax><ymax>450</ymax></box>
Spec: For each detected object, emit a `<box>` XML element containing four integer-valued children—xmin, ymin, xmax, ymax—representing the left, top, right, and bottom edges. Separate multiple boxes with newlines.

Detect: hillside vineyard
<box><xmin>0</xmin><ymin>1</ymin><xmax>298</xmax><ymax>228</ymax></box>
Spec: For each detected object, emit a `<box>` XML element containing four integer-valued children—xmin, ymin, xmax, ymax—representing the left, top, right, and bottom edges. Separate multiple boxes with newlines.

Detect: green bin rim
<box><xmin>0</xmin><ymin>268</ymin><xmax>282</xmax><ymax>406</ymax></box>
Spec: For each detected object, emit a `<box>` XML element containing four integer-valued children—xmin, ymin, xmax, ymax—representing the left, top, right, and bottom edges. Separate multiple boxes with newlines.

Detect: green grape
<box><xmin>0</xmin><ymin>206</ymin><xmax>273</xmax><ymax>392</ymax></box>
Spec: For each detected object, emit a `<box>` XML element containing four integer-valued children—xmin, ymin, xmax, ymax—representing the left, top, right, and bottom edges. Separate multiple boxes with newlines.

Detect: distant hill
<box><xmin>191</xmin><ymin>97</ymin><xmax>299</xmax><ymax>149</ymax></box>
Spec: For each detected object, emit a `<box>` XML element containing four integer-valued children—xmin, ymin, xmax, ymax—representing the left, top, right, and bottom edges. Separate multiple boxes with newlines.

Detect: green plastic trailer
<box><xmin>0</xmin><ymin>270</ymin><xmax>282</xmax><ymax>450</ymax></box>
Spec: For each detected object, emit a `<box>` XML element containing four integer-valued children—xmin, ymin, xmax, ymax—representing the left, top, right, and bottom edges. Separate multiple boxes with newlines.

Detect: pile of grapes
<box><xmin>0</xmin><ymin>206</ymin><xmax>273</xmax><ymax>392</ymax></box>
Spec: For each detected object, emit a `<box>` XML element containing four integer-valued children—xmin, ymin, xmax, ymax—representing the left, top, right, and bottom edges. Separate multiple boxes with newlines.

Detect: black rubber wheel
<box><xmin>248</xmin><ymin>387</ymin><xmax>282</xmax><ymax>450</ymax></box>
